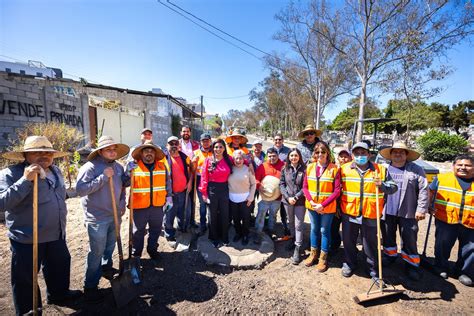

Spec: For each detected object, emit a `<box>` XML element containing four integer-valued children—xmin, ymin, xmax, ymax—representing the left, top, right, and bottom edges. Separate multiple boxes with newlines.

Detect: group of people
<box><xmin>0</xmin><ymin>124</ymin><xmax>472</xmax><ymax>315</ymax></box>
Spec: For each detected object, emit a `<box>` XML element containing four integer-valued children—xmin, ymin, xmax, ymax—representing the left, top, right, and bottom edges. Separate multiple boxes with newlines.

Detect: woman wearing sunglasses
<box><xmin>302</xmin><ymin>141</ymin><xmax>341</xmax><ymax>272</ymax></box>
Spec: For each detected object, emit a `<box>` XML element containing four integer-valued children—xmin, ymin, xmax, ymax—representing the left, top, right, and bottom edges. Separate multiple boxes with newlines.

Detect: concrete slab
<box><xmin>197</xmin><ymin>227</ymin><xmax>274</xmax><ymax>268</ymax></box>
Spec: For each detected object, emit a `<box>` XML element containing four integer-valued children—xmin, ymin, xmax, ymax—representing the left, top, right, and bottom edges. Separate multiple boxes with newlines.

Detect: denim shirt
<box><xmin>76</xmin><ymin>156</ymin><xmax>128</xmax><ymax>223</ymax></box>
<box><xmin>0</xmin><ymin>162</ymin><xmax>67</xmax><ymax>244</ymax></box>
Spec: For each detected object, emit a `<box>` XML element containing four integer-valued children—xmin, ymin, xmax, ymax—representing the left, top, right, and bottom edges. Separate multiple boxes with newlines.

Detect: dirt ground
<box><xmin>0</xmin><ymin>193</ymin><xmax>473</xmax><ymax>316</ymax></box>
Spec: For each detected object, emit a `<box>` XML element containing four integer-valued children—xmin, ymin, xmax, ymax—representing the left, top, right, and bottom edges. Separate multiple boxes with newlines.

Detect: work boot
<box><xmin>315</xmin><ymin>251</ymin><xmax>329</xmax><ymax>273</ymax></box>
<box><xmin>84</xmin><ymin>287</ymin><xmax>103</xmax><ymax>304</ymax></box>
<box><xmin>291</xmin><ymin>246</ymin><xmax>301</xmax><ymax>265</ymax></box>
<box><xmin>341</xmin><ymin>263</ymin><xmax>355</xmax><ymax>278</ymax></box>
<box><xmin>459</xmin><ymin>274</ymin><xmax>472</xmax><ymax>287</ymax></box>
<box><xmin>304</xmin><ymin>247</ymin><xmax>319</xmax><ymax>267</ymax></box>
<box><xmin>405</xmin><ymin>264</ymin><xmax>422</xmax><ymax>281</ymax></box>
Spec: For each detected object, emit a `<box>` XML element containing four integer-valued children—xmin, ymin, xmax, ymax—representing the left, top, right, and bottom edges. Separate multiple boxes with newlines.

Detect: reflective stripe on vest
<box><xmin>340</xmin><ymin>163</ymin><xmax>386</xmax><ymax>219</ymax></box>
<box><xmin>132</xmin><ymin>160</ymin><xmax>167</xmax><ymax>209</ymax></box>
<box><xmin>305</xmin><ymin>162</ymin><xmax>338</xmax><ymax>213</ymax></box>
<box><xmin>193</xmin><ymin>149</ymin><xmax>212</xmax><ymax>176</ymax></box>
<box><xmin>434</xmin><ymin>173</ymin><xmax>474</xmax><ymax>229</ymax></box>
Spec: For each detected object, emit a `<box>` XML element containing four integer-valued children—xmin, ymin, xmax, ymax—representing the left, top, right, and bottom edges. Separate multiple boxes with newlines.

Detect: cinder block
<box><xmin>26</xmin><ymin>92</ymin><xmax>40</xmax><ymax>100</ymax></box>
<box><xmin>0</xmin><ymin>78</ymin><xmax>17</xmax><ymax>89</ymax></box>
<box><xmin>0</xmin><ymin>86</ymin><xmax>9</xmax><ymax>94</ymax></box>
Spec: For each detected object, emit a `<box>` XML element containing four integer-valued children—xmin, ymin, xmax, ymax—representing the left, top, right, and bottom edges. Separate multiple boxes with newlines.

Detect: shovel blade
<box><xmin>353</xmin><ymin>288</ymin><xmax>404</xmax><ymax>304</ymax></box>
<box><xmin>111</xmin><ymin>270</ymin><xmax>140</xmax><ymax>308</ymax></box>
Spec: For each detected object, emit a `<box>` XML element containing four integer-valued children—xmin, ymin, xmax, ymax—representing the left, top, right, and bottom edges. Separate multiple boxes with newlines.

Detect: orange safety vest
<box><xmin>132</xmin><ymin>160</ymin><xmax>167</xmax><ymax>209</ymax></box>
<box><xmin>193</xmin><ymin>148</ymin><xmax>212</xmax><ymax>176</ymax></box>
<box><xmin>434</xmin><ymin>173</ymin><xmax>474</xmax><ymax>229</ymax></box>
<box><xmin>226</xmin><ymin>145</ymin><xmax>249</xmax><ymax>156</ymax></box>
<box><xmin>305</xmin><ymin>162</ymin><xmax>338</xmax><ymax>213</ymax></box>
<box><xmin>340</xmin><ymin>162</ymin><xmax>386</xmax><ymax>219</ymax></box>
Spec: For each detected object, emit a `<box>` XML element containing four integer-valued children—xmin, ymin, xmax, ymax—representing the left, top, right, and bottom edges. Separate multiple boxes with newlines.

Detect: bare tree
<box><xmin>311</xmin><ymin>0</ymin><xmax>474</xmax><ymax>141</ymax></box>
<box><xmin>269</xmin><ymin>0</ymin><xmax>357</xmax><ymax>129</ymax></box>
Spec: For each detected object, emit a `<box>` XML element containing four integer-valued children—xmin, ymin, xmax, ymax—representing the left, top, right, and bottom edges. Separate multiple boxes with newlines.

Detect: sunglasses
<box><xmin>314</xmin><ymin>151</ymin><xmax>327</xmax><ymax>155</ymax></box>
<box><xmin>304</xmin><ymin>132</ymin><xmax>316</xmax><ymax>136</ymax></box>
<box><xmin>274</xmin><ymin>138</ymin><xmax>283</xmax><ymax>141</ymax></box>
<box><xmin>168</xmin><ymin>141</ymin><xmax>179</xmax><ymax>146</ymax></box>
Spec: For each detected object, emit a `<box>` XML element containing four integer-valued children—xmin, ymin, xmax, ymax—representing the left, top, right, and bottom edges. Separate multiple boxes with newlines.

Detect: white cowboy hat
<box><xmin>259</xmin><ymin>175</ymin><xmax>281</xmax><ymax>201</ymax></box>
<box><xmin>298</xmin><ymin>124</ymin><xmax>322</xmax><ymax>139</ymax></box>
<box><xmin>225</xmin><ymin>128</ymin><xmax>248</xmax><ymax>144</ymax></box>
<box><xmin>2</xmin><ymin>136</ymin><xmax>69</xmax><ymax>161</ymax></box>
<box><xmin>379</xmin><ymin>141</ymin><xmax>420</xmax><ymax>162</ymax></box>
<box><xmin>131</xmin><ymin>140</ymin><xmax>165</xmax><ymax>161</ymax></box>
<box><xmin>87</xmin><ymin>135</ymin><xmax>130</xmax><ymax>161</ymax></box>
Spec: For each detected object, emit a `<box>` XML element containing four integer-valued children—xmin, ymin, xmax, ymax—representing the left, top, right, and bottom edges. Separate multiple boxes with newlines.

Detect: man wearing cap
<box><xmin>272</xmin><ymin>133</ymin><xmax>291</xmax><ymax>162</ymax></box>
<box><xmin>76</xmin><ymin>135</ymin><xmax>130</xmax><ymax>302</ymax></box>
<box><xmin>0</xmin><ymin>136</ymin><xmax>81</xmax><ymax>315</ymax></box>
<box><xmin>127</xmin><ymin>127</ymin><xmax>153</xmax><ymax>162</ymax></box>
<box><xmin>250</xmin><ymin>139</ymin><xmax>266</xmax><ymax>170</ymax></box>
<box><xmin>191</xmin><ymin>133</ymin><xmax>213</xmax><ymax>234</ymax></box>
<box><xmin>429</xmin><ymin>154</ymin><xmax>474</xmax><ymax>286</ymax></box>
<box><xmin>126</xmin><ymin>140</ymin><xmax>171</xmax><ymax>260</ymax></box>
<box><xmin>226</xmin><ymin>128</ymin><xmax>250</xmax><ymax>156</ymax></box>
<box><xmin>330</xmin><ymin>148</ymin><xmax>352</xmax><ymax>252</ymax></box>
<box><xmin>254</xmin><ymin>148</ymin><xmax>285</xmax><ymax>243</ymax></box>
<box><xmin>296</xmin><ymin>124</ymin><xmax>322</xmax><ymax>164</ymax></box>
<box><xmin>164</xmin><ymin>136</ymin><xmax>193</xmax><ymax>243</ymax></box>
<box><xmin>340</xmin><ymin>142</ymin><xmax>397</xmax><ymax>280</ymax></box>
<box><xmin>379</xmin><ymin>142</ymin><xmax>428</xmax><ymax>281</ymax></box>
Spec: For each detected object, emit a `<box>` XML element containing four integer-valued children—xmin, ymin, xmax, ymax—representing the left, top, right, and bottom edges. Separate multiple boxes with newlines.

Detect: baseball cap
<box><xmin>351</xmin><ymin>142</ymin><xmax>369</xmax><ymax>151</ymax></box>
<box><xmin>200</xmin><ymin>133</ymin><xmax>211</xmax><ymax>141</ymax></box>
<box><xmin>167</xmin><ymin>136</ymin><xmax>179</xmax><ymax>143</ymax></box>
<box><xmin>141</xmin><ymin>127</ymin><xmax>152</xmax><ymax>134</ymax></box>
<box><xmin>252</xmin><ymin>139</ymin><xmax>263</xmax><ymax>146</ymax></box>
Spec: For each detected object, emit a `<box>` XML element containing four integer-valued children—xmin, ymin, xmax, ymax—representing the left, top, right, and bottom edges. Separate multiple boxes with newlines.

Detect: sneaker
<box><xmin>84</xmin><ymin>287</ymin><xmax>103</xmax><ymax>304</ymax></box>
<box><xmin>459</xmin><ymin>274</ymin><xmax>472</xmax><ymax>287</ymax></box>
<box><xmin>233</xmin><ymin>234</ymin><xmax>242</xmax><ymax>243</ymax></box>
<box><xmin>341</xmin><ymin>263</ymin><xmax>354</xmax><ymax>278</ymax></box>
<box><xmin>242</xmin><ymin>235</ymin><xmax>249</xmax><ymax>246</ymax></box>
<box><xmin>433</xmin><ymin>265</ymin><xmax>448</xmax><ymax>279</ymax></box>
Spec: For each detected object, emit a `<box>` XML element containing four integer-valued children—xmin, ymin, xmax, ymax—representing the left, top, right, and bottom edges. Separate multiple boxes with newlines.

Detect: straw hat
<box><xmin>298</xmin><ymin>124</ymin><xmax>322</xmax><ymax>139</ymax></box>
<box><xmin>259</xmin><ymin>175</ymin><xmax>281</xmax><ymax>201</ymax></box>
<box><xmin>131</xmin><ymin>140</ymin><xmax>165</xmax><ymax>161</ymax></box>
<box><xmin>2</xmin><ymin>136</ymin><xmax>69</xmax><ymax>161</ymax></box>
<box><xmin>87</xmin><ymin>136</ymin><xmax>130</xmax><ymax>161</ymax></box>
<box><xmin>379</xmin><ymin>141</ymin><xmax>420</xmax><ymax>162</ymax></box>
<box><xmin>225</xmin><ymin>128</ymin><xmax>248</xmax><ymax>144</ymax></box>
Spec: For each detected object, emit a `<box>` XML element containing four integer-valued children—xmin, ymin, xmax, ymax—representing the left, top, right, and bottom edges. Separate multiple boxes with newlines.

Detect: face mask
<box><xmin>354</xmin><ymin>155</ymin><xmax>368</xmax><ymax>165</ymax></box>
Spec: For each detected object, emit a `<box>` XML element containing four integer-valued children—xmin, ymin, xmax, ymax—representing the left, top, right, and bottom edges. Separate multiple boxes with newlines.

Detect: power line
<box><xmin>205</xmin><ymin>94</ymin><xmax>250</xmax><ymax>100</ymax></box>
<box><xmin>156</xmin><ymin>0</ymin><xmax>263</xmax><ymax>61</ymax></box>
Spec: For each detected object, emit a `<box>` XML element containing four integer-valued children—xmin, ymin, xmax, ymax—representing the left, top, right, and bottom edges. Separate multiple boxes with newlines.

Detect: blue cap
<box><xmin>200</xmin><ymin>133</ymin><xmax>211</xmax><ymax>141</ymax></box>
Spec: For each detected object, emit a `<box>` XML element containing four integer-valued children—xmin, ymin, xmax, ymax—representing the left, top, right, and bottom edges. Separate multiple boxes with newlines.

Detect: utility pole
<box><xmin>200</xmin><ymin>95</ymin><xmax>204</xmax><ymax>130</ymax></box>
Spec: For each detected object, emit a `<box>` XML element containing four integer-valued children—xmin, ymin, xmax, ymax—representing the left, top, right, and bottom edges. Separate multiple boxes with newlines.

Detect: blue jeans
<box><xmin>132</xmin><ymin>206</ymin><xmax>163</xmax><ymax>257</ymax></box>
<box><xmin>196</xmin><ymin>178</ymin><xmax>208</xmax><ymax>230</ymax></box>
<box><xmin>308</xmin><ymin>211</ymin><xmax>334</xmax><ymax>252</ymax></box>
<box><xmin>255</xmin><ymin>200</ymin><xmax>280</xmax><ymax>232</ymax></box>
<box><xmin>84</xmin><ymin>219</ymin><xmax>116</xmax><ymax>289</ymax></box>
<box><xmin>164</xmin><ymin>190</ymin><xmax>189</xmax><ymax>238</ymax></box>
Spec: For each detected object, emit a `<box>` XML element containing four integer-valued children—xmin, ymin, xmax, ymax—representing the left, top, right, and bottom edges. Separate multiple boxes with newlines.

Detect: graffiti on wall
<box><xmin>53</xmin><ymin>85</ymin><xmax>77</xmax><ymax>98</ymax></box>
<box><xmin>89</xmin><ymin>95</ymin><xmax>121</xmax><ymax>110</ymax></box>
<box><xmin>0</xmin><ymin>99</ymin><xmax>45</xmax><ymax>118</ymax></box>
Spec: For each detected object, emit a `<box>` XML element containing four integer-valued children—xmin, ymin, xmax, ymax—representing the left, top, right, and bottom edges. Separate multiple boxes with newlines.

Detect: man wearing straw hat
<box><xmin>296</xmin><ymin>124</ymin><xmax>322</xmax><ymax>164</ymax></box>
<box><xmin>126</xmin><ymin>140</ymin><xmax>171</xmax><ymax>260</ymax></box>
<box><xmin>76</xmin><ymin>135</ymin><xmax>129</xmax><ymax>302</ymax></box>
<box><xmin>0</xmin><ymin>136</ymin><xmax>81</xmax><ymax>315</ymax></box>
<box><xmin>379</xmin><ymin>141</ymin><xmax>428</xmax><ymax>281</ymax></box>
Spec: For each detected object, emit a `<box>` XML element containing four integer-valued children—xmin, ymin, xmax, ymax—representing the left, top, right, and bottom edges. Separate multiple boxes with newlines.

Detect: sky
<box><xmin>1</xmin><ymin>0</ymin><xmax>473</xmax><ymax>121</ymax></box>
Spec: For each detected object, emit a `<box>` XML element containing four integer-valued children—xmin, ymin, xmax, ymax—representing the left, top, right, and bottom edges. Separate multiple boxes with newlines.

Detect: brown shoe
<box><xmin>304</xmin><ymin>247</ymin><xmax>319</xmax><ymax>267</ymax></box>
<box><xmin>315</xmin><ymin>251</ymin><xmax>328</xmax><ymax>272</ymax></box>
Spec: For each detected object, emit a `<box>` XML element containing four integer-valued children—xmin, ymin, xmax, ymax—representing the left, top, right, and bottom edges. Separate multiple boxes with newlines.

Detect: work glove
<box><xmin>125</xmin><ymin>161</ymin><xmax>138</xmax><ymax>176</ymax></box>
<box><xmin>164</xmin><ymin>196</ymin><xmax>173</xmax><ymax>212</ymax></box>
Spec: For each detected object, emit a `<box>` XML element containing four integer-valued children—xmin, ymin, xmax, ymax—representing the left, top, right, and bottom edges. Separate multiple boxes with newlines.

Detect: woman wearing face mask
<box><xmin>339</xmin><ymin>142</ymin><xmax>397</xmax><ymax>281</ymax></box>
<box><xmin>228</xmin><ymin>150</ymin><xmax>256</xmax><ymax>245</ymax></box>
<box><xmin>199</xmin><ymin>139</ymin><xmax>234</xmax><ymax>248</ymax></box>
<box><xmin>280</xmin><ymin>148</ymin><xmax>306</xmax><ymax>264</ymax></box>
<box><xmin>302</xmin><ymin>141</ymin><xmax>341</xmax><ymax>272</ymax></box>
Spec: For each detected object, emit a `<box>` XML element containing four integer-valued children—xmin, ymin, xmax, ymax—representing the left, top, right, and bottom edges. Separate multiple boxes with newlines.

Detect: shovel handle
<box><xmin>109</xmin><ymin>178</ymin><xmax>124</xmax><ymax>273</ymax></box>
<box><xmin>129</xmin><ymin>170</ymin><xmax>134</xmax><ymax>260</ymax></box>
<box><xmin>32</xmin><ymin>173</ymin><xmax>38</xmax><ymax>316</ymax></box>
<box><xmin>374</xmin><ymin>171</ymin><xmax>384</xmax><ymax>287</ymax></box>
<box><xmin>422</xmin><ymin>213</ymin><xmax>433</xmax><ymax>256</ymax></box>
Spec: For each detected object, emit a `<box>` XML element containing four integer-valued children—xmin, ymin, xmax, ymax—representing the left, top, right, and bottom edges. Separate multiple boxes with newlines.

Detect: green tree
<box><xmin>417</xmin><ymin>129</ymin><xmax>468</xmax><ymax>162</ymax></box>
<box><xmin>330</xmin><ymin>97</ymin><xmax>381</xmax><ymax>131</ymax></box>
<box><xmin>449</xmin><ymin>101</ymin><xmax>473</xmax><ymax>133</ymax></box>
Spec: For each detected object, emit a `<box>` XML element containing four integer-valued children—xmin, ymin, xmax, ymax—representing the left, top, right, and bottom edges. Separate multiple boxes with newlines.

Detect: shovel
<box><xmin>420</xmin><ymin>213</ymin><xmax>435</xmax><ymax>271</ymax></box>
<box><xmin>109</xmin><ymin>179</ymin><xmax>139</xmax><ymax>308</ymax></box>
<box><xmin>353</xmin><ymin>175</ymin><xmax>404</xmax><ymax>304</ymax></box>
<box><xmin>127</xmin><ymin>170</ymin><xmax>142</xmax><ymax>279</ymax></box>
<box><xmin>31</xmin><ymin>174</ymin><xmax>41</xmax><ymax>315</ymax></box>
